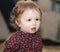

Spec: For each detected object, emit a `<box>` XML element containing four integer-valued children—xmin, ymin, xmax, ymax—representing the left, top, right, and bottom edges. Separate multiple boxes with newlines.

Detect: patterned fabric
<box><xmin>3</xmin><ymin>30</ymin><xmax>43</xmax><ymax>52</ymax></box>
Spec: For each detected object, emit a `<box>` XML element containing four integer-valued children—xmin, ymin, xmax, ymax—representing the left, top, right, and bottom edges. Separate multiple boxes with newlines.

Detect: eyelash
<box><xmin>36</xmin><ymin>19</ymin><xmax>39</xmax><ymax>21</ymax></box>
<box><xmin>27</xmin><ymin>18</ymin><xmax>40</xmax><ymax>21</ymax></box>
<box><xmin>27</xmin><ymin>19</ymin><xmax>31</xmax><ymax>21</ymax></box>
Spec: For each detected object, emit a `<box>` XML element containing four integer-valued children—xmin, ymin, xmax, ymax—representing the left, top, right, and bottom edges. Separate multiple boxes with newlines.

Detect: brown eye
<box><xmin>36</xmin><ymin>18</ymin><xmax>39</xmax><ymax>21</ymax></box>
<box><xmin>27</xmin><ymin>19</ymin><xmax>31</xmax><ymax>21</ymax></box>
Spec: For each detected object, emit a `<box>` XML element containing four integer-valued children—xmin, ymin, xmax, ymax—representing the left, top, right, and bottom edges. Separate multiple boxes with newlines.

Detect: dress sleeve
<box><xmin>3</xmin><ymin>34</ymin><xmax>20</xmax><ymax>52</ymax></box>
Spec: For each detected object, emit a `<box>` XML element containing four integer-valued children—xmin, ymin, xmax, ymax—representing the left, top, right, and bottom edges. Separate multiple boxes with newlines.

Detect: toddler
<box><xmin>3</xmin><ymin>0</ymin><xmax>42</xmax><ymax>52</ymax></box>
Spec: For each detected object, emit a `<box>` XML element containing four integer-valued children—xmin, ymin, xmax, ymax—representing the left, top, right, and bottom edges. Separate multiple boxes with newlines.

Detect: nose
<box><xmin>32</xmin><ymin>20</ymin><xmax>36</xmax><ymax>26</ymax></box>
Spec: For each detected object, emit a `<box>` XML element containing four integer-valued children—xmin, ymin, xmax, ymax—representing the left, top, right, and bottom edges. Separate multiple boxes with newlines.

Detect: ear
<box><xmin>15</xmin><ymin>19</ymin><xmax>21</xmax><ymax>27</ymax></box>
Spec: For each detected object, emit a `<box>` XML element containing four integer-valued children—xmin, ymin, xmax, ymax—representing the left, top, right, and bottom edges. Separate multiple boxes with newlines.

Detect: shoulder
<box><xmin>5</xmin><ymin>31</ymin><xmax>21</xmax><ymax>44</ymax></box>
<box><xmin>6</xmin><ymin>32</ymin><xmax>17</xmax><ymax>41</ymax></box>
<box><xmin>4</xmin><ymin>31</ymin><xmax>21</xmax><ymax>47</ymax></box>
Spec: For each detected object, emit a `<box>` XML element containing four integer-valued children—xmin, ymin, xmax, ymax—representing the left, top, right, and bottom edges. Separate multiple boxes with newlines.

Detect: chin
<box><xmin>30</xmin><ymin>31</ymin><xmax>36</xmax><ymax>34</ymax></box>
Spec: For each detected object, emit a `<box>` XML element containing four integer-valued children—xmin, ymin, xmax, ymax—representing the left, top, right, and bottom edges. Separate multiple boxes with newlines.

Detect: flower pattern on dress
<box><xmin>3</xmin><ymin>30</ymin><xmax>42</xmax><ymax>52</ymax></box>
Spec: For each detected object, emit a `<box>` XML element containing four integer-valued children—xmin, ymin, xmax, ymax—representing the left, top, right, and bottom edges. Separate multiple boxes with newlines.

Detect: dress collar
<box><xmin>16</xmin><ymin>29</ymin><xmax>38</xmax><ymax>37</ymax></box>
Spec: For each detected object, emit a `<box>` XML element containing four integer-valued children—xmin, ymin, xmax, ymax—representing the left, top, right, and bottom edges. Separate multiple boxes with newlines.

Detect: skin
<box><xmin>15</xmin><ymin>9</ymin><xmax>41</xmax><ymax>33</ymax></box>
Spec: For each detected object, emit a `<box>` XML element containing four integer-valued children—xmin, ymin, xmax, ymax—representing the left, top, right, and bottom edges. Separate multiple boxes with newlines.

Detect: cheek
<box><xmin>36</xmin><ymin>22</ymin><xmax>40</xmax><ymax>28</ymax></box>
<box><xmin>22</xmin><ymin>22</ymin><xmax>30</xmax><ymax>28</ymax></box>
<box><xmin>21</xmin><ymin>24</ymin><xmax>30</xmax><ymax>32</ymax></box>
<box><xmin>25</xmin><ymin>23</ymin><xmax>31</xmax><ymax>28</ymax></box>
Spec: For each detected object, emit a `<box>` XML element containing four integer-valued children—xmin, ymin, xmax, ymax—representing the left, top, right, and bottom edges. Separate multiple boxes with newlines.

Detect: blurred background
<box><xmin>0</xmin><ymin>0</ymin><xmax>60</xmax><ymax>52</ymax></box>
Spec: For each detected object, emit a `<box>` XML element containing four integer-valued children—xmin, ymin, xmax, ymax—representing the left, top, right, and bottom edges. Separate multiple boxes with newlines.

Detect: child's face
<box><xmin>17</xmin><ymin>9</ymin><xmax>41</xmax><ymax>33</ymax></box>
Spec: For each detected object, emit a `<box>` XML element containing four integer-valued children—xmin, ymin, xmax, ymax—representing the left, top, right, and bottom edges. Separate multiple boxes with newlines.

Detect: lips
<box><xmin>31</xmin><ymin>27</ymin><xmax>36</xmax><ymax>31</ymax></box>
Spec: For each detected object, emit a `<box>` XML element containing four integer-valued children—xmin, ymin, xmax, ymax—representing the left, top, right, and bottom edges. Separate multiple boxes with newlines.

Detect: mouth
<box><xmin>31</xmin><ymin>27</ymin><xmax>36</xmax><ymax>31</ymax></box>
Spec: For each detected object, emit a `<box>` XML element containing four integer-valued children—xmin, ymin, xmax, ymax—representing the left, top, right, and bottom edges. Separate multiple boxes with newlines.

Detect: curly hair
<box><xmin>10</xmin><ymin>0</ymin><xmax>42</xmax><ymax>29</ymax></box>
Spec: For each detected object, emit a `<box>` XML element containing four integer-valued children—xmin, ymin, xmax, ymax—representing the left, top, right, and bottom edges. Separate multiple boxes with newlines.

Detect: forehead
<box><xmin>21</xmin><ymin>9</ymin><xmax>40</xmax><ymax>19</ymax></box>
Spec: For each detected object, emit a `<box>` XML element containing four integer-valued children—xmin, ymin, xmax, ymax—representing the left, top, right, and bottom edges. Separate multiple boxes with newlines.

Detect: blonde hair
<box><xmin>10</xmin><ymin>0</ymin><xmax>42</xmax><ymax>29</ymax></box>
